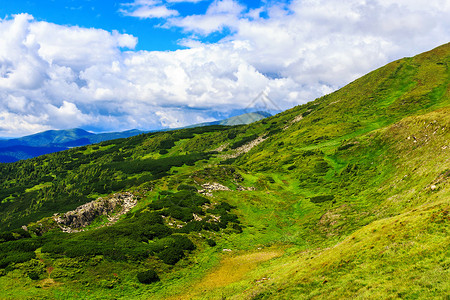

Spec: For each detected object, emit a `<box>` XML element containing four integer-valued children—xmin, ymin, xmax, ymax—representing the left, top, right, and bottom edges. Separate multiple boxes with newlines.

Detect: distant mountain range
<box><xmin>0</xmin><ymin>111</ymin><xmax>271</xmax><ymax>162</ymax></box>
<box><xmin>183</xmin><ymin>111</ymin><xmax>272</xmax><ymax>127</ymax></box>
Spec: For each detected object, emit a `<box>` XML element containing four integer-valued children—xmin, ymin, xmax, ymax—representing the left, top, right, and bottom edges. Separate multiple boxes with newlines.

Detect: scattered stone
<box><xmin>430</xmin><ymin>184</ymin><xmax>438</xmax><ymax>190</ymax></box>
<box><xmin>193</xmin><ymin>213</ymin><xmax>202</xmax><ymax>221</ymax></box>
<box><xmin>213</xmin><ymin>143</ymin><xmax>229</xmax><ymax>152</ymax></box>
<box><xmin>208</xmin><ymin>215</ymin><xmax>221</xmax><ymax>222</ymax></box>
<box><xmin>236</xmin><ymin>185</ymin><xmax>256</xmax><ymax>191</ymax></box>
<box><xmin>222</xmin><ymin>249</ymin><xmax>232</xmax><ymax>252</ymax></box>
<box><xmin>53</xmin><ymin>192</ymin><xmax>137</xmax><ymax>233</ymax></box>
<box><xmin>283</xmin><ymin>114</ymin><xmax>304</xmax><ymax>130</ymax></box>
<box><xmin>221</xmin><ymin>135</ymin><xmax>267</xmax><ymax>159</ymax></box>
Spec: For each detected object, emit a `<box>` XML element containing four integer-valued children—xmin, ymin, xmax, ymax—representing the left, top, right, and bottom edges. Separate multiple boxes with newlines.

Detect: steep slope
<box><xmin>0</xmin><ymin>43</ymin><xmax>448</xmax><ymax>299</ymax></box>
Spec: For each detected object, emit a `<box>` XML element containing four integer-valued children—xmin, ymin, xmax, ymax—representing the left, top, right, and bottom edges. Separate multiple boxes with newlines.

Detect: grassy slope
<box><xmin>0</xmin><ymin>43</ymin><xmax>449</xmax><ymax>299</ymax></box>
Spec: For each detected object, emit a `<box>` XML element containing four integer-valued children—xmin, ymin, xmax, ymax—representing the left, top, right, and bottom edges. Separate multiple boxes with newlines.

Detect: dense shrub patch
<box><xmin>137</xmin><ymin>270</ymin><xmax>160</xmax><ymax>284</ymax></box>
<box><xmin>37</xmin><ymin>191</ymin><xmax>240</xmax><ymax>268</ymax></box>
<box><xmin>310</xmin><ymin>195</ymin><xmax>335</xmax><ymax>203</ymax></box>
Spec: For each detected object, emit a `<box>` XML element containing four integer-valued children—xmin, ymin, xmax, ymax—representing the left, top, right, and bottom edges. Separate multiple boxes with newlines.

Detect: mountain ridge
<box><xmin>0</xmin><ymin>43</ymin><xmax>448</xmax><ymax>299</ymax></box>
<box><xmin>0</xmin><ymin>111</ymin><xmax>271</xmax><ymax>162</ymax></box>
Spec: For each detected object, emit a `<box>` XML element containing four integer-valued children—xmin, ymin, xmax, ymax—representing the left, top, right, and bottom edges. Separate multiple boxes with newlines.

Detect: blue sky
<box><xmin>0</xmin><ymin>0</ymin><xmax>267</xmax><ymax>51</ymax></box>
<box><xmin>0</xmin><ymin>0</ymin><xmax>449</xmax><ymax>137</ymax></box>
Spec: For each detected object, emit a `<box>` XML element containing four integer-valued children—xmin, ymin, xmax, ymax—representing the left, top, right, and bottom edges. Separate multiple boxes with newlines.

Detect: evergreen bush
<box><xmin>137</xmin><ymin>269</ymin><xmax>160</xmax><ymax>284</ymax></box>
<box><xmin>158</xmin><ymin>247</ymin><xmax>185</xmax><ymax>265</ymax></box>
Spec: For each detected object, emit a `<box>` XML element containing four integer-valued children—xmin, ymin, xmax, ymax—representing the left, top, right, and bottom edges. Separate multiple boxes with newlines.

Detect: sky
<box><xmin>0</xmin><ymin>0</ymin><xmax>449</xmax><ymax>137</ymax></box>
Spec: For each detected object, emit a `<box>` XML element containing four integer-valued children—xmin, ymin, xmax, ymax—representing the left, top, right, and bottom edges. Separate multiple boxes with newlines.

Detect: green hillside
<box><xmin>0</xmin><ymin>43</ymin><xmax>449</xmax><ymax>299</ymax></box>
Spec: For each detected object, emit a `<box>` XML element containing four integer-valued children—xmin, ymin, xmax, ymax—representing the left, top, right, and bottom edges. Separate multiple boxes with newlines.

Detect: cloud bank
<box><xmin>0</xmin><ymin>0</ymin><xmax>449</xmax><ymax>137</ymax></box>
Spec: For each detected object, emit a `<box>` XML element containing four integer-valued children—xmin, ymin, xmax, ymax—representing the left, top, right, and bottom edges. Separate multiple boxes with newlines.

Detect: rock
<box><xmin>201</xmin><ymin>182</ymin><xmax>230</xmax><ymax>191</ymax></box>
<box><xmin>430</xmin><ymin>184</ymin><xmax>438</xmax><ymax>190</ymax></box>
<box><xmin>221</xmin><ymin>135</ymin><xmax>267</xmax><ymax>159</ymax></box>
<box><xmin>53</xmin><ymin>192</ymin><xmax>137</xmax><ymax>232</ymax></box>
<box><xmin>198</xmin><ymin>182</ymin><xmax>230</xmax><ymax>197</ymax></box>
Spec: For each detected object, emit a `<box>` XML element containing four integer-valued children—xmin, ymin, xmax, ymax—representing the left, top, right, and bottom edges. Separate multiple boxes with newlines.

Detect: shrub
<box><xmin>177</xmin><ymin>184</ymin><xmax>197</xmax><ymax>192</ymax></box>
<box><xmin>310</xmin><ymin>195</ymin><xmax>335</xmax><ymax>203</ymax></box>
<box><xmin>158</xmin><ymin>247</ymin><xmax>185</xmax><ymax>265</ymax></box>
<box><xmin>28</xmin><ymin>271</ymin><xmax>40</xmax><ymax>280</ymax></box>
<box><xmin>171</xmin><ymin>235</ymin><xmax>196</xmax><ymax>251</ymax></box>
<box><xmin>206</xmin><ymin>239</ymin><xmax>216</xmax><ymax>247</ymax></box>
<box><xmin>165</xmin><ymin>206</ymin><xmax>194</xmax><ymax>222</ymax></box>
<box><xmin>203</xmin><ymin>222</ymin><xmax>220</xmax><ymax>232</ymax></box>
<box><xmin>159</xmin><ymin>149</ymin><xmax>169</xmax><ymax>155</ymax></box>
<box><xmin>214</xmin><ymin>202</ymin><xmax>236</xmax><ymax>211</ymax></box>
<box><xmin>313</xmin><ymin>161</ymin><xmax>330</xmax><ymax>174</ymax></box>
<box><xmin>140</xmin><ymin>224</ymin><xmax>173</xmax><ymax>240</ymax></box>
<box><xmin>231</xmin><ymin>223</ymin><xmax>243</xmax><ymax>233</ymax></box>
<box><xmin>159</xmin><ymin>190</ymin><xmax>173</xmax><ymax>196</ymax></box>
<box><xmin>178</xmin><ymin>221</ymin><xmax>204</xmax><ymax>233</ymax></box>
<box><xmin>0</xmin><ymin>232</ymin><xmax>15</xmax><ymax>243</ymax></box>
<box><xmin>337</xmin><ymin>143</ymin><xmax>356</xmax><ymax>151</ymax></box>
<box><xmin>0</xmin><ymin>251</ymin><xmax>36</xmax><ymax>268</ymax></box>
<box><xmin>137</xmin><ymin>269</ymin><xmax>160</xmax><ymax>284</ymax></box>
<box><xmin>227</xmin><ymin>132</ymin><xmax>237</xmax><ymax>139</ymax></box>
<box><xmin>266</xmin><ymin>176</ymin><xmax>275</xmax><ymax>183</ymax></box>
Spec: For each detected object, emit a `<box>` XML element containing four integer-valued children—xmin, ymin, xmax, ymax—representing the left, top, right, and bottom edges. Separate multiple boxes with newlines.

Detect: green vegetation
<box><xmin>0</xmin><ymin>43</ymin><xmax>449</xmax><ymax>299</ymax></box>
<box><xmin>137</xmin><ymin>269</ymin><xmax>160</xmax><ymax>284</ymax></box>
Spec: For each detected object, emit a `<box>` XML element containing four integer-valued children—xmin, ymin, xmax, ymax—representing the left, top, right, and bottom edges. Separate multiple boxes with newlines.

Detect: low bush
<box><xmin>231</xmin><ymin>223</ymin><xmax>243</xmax><ymax>233</ymax></box>
<box><xmin>28</xmin><ymin>271</ymin><xmax>40</xmax><ymax>280</ymax></box>
<box><xmin>178</xmin><ymin>221</ymin><xmax>204</xmax><ymax>233</ymax></box>
<box><xmin>337</xmin><ymin>143</ymin><xmax>356</xmax><ymax>151</ymax></box>
<box><xmin>313</xmin><ymin>161</ymin><xmax>330</xmax><ymax>174</ymax></box>
<box><xmin>177</xmin><ymin>184</ymin><xmax>198</xmax><ymax>192</ymax></box>
<box><xmin>165</xmin><ymin>206</ymin><xmax>194</xmax><ymax>222</ymax></box>
<box><xmin>158</xmin><ymin>247</ymin><xmax>185</xmax><ymax>265</ymax></box>
<box><xmin>137</xmin><ymin>269</ymin><xmax>160</xmax><ymax>284</ymax></box>
<box><xmin>310</xmin><ymin>195</ymin><xmax>335</xmax><ymax>203</ymax></box>
<box><xmin>171</xmin><ymin>235</ymin><xmax>196</xmax><ymax>251</ymax></box>
<box><xmin>0</xmin><ymin>251</ymin><xmax>36</xmax><ymax>268</ymax></box>
<box><xmin>206</xmin><ymin>239</ymin><xmax>216</xmax><ymax>247</ymax></box>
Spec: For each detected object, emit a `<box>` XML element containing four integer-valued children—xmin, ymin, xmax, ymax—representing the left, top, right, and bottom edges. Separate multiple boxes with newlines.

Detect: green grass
<box><xmin>0</xmin><ymin>43</ymin><xmax>449</xmax><ymax>299</ymax></box>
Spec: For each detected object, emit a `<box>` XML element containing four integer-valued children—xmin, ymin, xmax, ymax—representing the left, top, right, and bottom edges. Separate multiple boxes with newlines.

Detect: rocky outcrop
<box><xmin>53</xmin><ymin>192</ymin><xmax>136</xmax><ymax>232</ymax></box>
<box><xmin>198</xmin><ymin>182</ymin><xmax>231</xmax><ymax>197</ymax></box>
<box><xmin>283</xmin><ymin>114</ymin><xmax>303</xmax><ymax>130</ymax></box>
<box><xmin>221</xmin><ymin>135</ymin><xmax>267</xmax><ymax>159</ymax></box>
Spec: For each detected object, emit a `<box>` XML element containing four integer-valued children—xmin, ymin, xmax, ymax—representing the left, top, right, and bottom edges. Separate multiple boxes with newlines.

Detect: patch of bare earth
<box><xmin>168</xmin><ymin>250</ymin><xmax>283</xmax><ymax>300</ymax></box>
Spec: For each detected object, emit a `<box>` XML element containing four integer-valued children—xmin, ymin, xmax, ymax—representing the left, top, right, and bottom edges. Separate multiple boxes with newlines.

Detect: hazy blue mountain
<box><xmin>0</xmin><ymin>129</ymin><xmax>146</xmax><ymax>163</ymax></box>
<box><xmin>184</xmin><ymin>111</ymin><xmax>271</xmax><ymax>128</ymax></box>
<box><xmin>0</xmin><ymin>128</ymin><xmax>94</xmax><ymax>149</ymax></box>
<box><xmin>0</xmin><ymin>145</ymin><xmax>68</xmax><ymax>163</ymax></box>
<box><xmin>0</xmin><ymin>111</ymin><xmax>271</xmax><ymax>163</ymax></box>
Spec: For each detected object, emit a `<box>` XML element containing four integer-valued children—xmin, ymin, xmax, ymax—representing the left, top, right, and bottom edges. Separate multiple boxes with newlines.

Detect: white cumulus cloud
<box><xmin>0</xmin><ymin>0</ymin><xmax>449</xmax><ymax>137</ymax></box>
